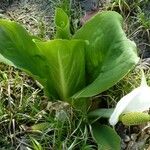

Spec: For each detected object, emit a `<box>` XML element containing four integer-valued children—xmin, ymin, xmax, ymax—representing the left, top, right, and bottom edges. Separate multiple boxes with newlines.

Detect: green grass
<box><xmin>0</xmin><ymin>65</ymin><xmax>95</xmax><ymax>149</ymax></box>
<box><xmin>107</xmin><ymin>0</ymin><xmax>150</xmax><ymax>58</ymax></box>
<box><xmin>1</xmin><ymin>65</ymin><xmax>149</xmax><ymax>149</ymax></box>
<box><xmin>0</xmin><ymin>64</ymin><xmax>149</xmax><ymax>149</ymax></box>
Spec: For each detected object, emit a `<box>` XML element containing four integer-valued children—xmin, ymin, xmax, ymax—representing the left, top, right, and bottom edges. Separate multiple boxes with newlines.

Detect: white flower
<box><xmin>109</xmin><ymin>71</ymin><xmax>150</xmax><ymax>126</ymax></box>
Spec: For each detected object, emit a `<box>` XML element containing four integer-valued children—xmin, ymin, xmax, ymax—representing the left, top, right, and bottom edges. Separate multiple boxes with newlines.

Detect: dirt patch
<box><xmin>0</xmin><ymin>0</ymin><xmax>54</xmax><ymax>39</ymax></box>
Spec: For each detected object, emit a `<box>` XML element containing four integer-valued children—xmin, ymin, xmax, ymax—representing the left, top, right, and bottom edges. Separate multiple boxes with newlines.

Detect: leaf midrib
<box><xmin>57</xmin><ymin>50</ymin><xmax>67</xmax><ymax>100</ymax></box>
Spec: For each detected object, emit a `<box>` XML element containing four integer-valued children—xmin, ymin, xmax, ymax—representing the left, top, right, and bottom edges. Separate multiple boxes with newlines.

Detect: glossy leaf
<box><xmin>73</xmin><ymin>11</ymin><xmax>139</xmax><ymax>98</ymax></box>
<box><xmin>32</xmin><ymin>39</ymin><xmax>86</xmax><ymax>100</ymax></box>
<box><xmin>0</xmin><ymin>20</ymin><xmax>47</xmax><ymax>81</ymax></box>
<box><xmin>0</xmin><ymin>20</ymin><xmax>85</xmax><ymax>101</ymax></box>
<box><xmin>91</xmin><ymin>124</ymin><xmax>121</xmax><ymax>150</ymax></box>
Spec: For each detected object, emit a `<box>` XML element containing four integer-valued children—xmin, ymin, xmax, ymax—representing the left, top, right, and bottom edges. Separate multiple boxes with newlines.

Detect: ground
<box><xmin>0</xmin><ymin>0</ymin><xmax>150</xmax><ymax>150</ymax></box>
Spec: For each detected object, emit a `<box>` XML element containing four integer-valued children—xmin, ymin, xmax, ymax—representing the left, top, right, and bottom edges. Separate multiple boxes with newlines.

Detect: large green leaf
<box><xmin>0</xmin><ymin>20</ymin><xmax>47</xmax><ymax>80</ymax></box>
<box><xmin>34</xmin><ymin>39</ymin><xmax>86</xmax><ymax>100</ymax></box>
<box><xmin>73</xmin><ymin>11</ymin><xmax>139</xmax><ymax>98</ymax></box>
<box><xmin>0</xmin><ymin>20</ymin><xmax>85</xmax><ymax>101</ymax></box>
<box><xmin>91</xmin><ymin>124</ymin><xmax>121</xmax><ymax>150</ymax></box>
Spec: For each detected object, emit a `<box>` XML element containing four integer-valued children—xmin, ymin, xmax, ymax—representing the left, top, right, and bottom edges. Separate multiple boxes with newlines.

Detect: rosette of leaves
<box><xmin>0</xmin><ymin>8</ymin><xmax>139</xmax><ymax>149</ymax></box>
<box><xmin>0</xmin><ymin>8</ymin><xmax>139</xmax><ymax>104</ymax></box>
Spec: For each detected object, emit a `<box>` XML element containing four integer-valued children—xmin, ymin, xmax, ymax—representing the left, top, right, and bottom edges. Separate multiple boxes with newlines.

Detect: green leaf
<box><xmin>30</xmin><ymin>137</ymin><xmax>43</xmax><ymax>150</ymax></box>
<box><xmin>55</xmin><ymin>8</ymin><xmax>70</xmax><ymax>39</ymax></box>
<box><xmin>0</xmin><ymin>20</ymin><xmax>85</xmax><ymax>101</ymax></box>
<box><xmin>73</xmin><ymin>11</ymin><xmax>139</xmax><ymax>98</ymax></box>
<box><xmin>0</xmin><ymin>20</ymin><xmax>47</xmax><ymax>81</ymax></box>
<box><xmin>35</xmin><ymin>39</ymin><xmax>86</xmax><ymax>100</ymax></box>
<box><xmin>88</xmin><ymin>108</ymin><xmax>114</xmax><ymax>123</ymax></box>
<box><xmin>30</xmin><ymin>122</ymin><xmax>51</xmax><ymax>131</ymax></box>
<box><xmin>91</xmin><ymin>124</ymin><xmax>121</xmax><ymax>150</ymax></box>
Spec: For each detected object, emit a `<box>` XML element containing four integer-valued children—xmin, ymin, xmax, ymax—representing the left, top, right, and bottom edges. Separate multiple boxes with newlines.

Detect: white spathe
<box><xmin>109</xmin><ymin>71</ymin><xmax>150</xmax><ymax>126</ymax></box>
